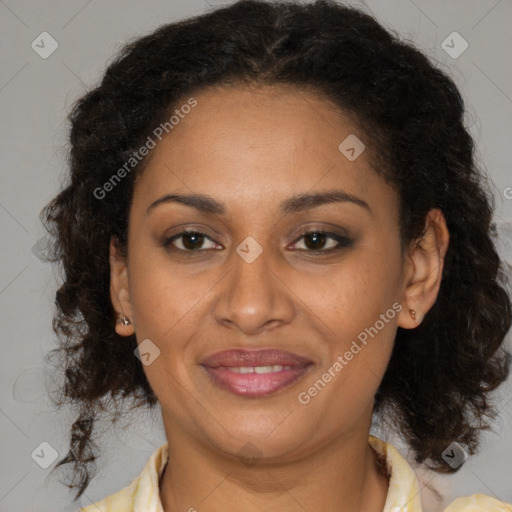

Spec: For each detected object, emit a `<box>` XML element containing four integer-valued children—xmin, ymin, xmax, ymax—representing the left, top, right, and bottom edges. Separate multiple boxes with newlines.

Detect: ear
<box><xmin>110</xmin><ymin>236</ymin><xmax>135</xmax><ymax>336</ymax></box>
<box><xmin>398</xmin><ymin>208</ymin><xmax>449</xmax><ymax>329</ymax></box>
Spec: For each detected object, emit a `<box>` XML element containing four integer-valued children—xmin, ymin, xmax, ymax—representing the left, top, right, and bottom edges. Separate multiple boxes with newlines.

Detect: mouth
<box><xmin>200</xmin><ymin>349</ymin><xmax>314</xmax><ymax>397</ymax></box>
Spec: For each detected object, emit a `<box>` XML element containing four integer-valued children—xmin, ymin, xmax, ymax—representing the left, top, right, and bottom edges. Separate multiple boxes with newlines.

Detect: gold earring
<box><xmin>117</xmin><ymin>316</ymin><xmax>131</xmax><ymax>326</ymax></box>
<box><xmin>409</xmin><ymin>309</ymin><xmax>416</xmax><ymax>320</ymax></box>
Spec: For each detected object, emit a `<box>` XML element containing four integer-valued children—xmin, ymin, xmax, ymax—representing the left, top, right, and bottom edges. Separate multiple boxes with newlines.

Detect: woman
<box><xmin>41</xmin><ymin>1</ymin><xmax>512</xmax><ymax>510</ymax></box>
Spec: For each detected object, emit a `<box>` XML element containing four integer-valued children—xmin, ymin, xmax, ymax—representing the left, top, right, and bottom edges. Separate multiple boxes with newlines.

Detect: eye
<box><xmin>162</xmin><ymin>230</ymin><xmax>221</xmax><ymax>252</ymax></box>
<box><xmin>289</xmin><ymin>230</ymin><xmax>352</xmax><ymax>253</ymax></box>
<box><xmin>162</xmin><ymin>229</ymin><xmax>352</xmax><ymax>254</ymax></box>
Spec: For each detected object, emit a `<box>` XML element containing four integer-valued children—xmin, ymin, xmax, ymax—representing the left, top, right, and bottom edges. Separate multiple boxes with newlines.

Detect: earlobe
<box><xmin>109</xmin><ymin>237</ymin><xmax>135</xmax><ymax>336</ymax></box>
<box><xmin>398</xmin><ymin>208</ymin><xmax>449</xmax><ymax>330</ymax></box>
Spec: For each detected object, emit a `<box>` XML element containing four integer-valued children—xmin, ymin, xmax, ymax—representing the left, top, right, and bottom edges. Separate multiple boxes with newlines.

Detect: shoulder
<box><xmin>368</xmin><ymin>436</ymin><xmax>511</xmax><ymax>512</ymax></box>
<box><xmin>443</xmin><ymin>494</ymin><xmax>512</xmax><ymax>511</ymax></box>
<box><xmin>79</xmin><ymin>482</ymin><xmax>136</xmax><ymax>512</ymax></box>
<box><xmin>79</xmin><ymin>442</ymin><xmax>169</xmax><ymax>512</ymax></box>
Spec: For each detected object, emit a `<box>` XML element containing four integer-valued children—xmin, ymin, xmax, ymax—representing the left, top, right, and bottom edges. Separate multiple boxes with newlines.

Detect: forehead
<box><xmin>132</xmin><ymin>84</ymin><xmax>397</xmax><ymax>219</ymax></box>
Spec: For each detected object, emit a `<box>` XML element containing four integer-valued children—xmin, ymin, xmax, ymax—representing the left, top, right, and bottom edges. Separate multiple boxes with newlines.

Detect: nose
<box><xmin>212</xmin><ymin>242</ymin><xmax>295</xmax><ymax>336</ymax></box>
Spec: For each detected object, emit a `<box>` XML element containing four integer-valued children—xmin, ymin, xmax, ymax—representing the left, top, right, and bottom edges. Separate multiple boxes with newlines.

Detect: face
<box><xmin>110</xmin><ymin>84</ymin><xmax>439</xmax><ymax>461</ymax></box>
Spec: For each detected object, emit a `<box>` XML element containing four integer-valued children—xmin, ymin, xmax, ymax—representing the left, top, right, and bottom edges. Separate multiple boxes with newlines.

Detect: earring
<box><xmin>117</xmin><ymin>316</ymin><xmax>131</xmax><ymax>326</ymax></box>
<box><xmin>409</xmin><ymin>309</ymin><xmax>416</xmax><ymax>320</ymax></box>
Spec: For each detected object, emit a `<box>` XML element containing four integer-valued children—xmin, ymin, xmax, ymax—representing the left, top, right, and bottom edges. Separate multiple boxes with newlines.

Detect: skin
<box><xmin>110</xmin><ymin>84</ymin><xmax>449</xmax><ymax>512</ymax></box>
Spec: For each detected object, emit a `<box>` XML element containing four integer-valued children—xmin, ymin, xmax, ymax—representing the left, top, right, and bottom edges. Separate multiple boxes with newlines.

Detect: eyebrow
<box><xmin>146</xmin><ymin>189</ymin><xmax>371</xmax><ymax>215</ymax></box>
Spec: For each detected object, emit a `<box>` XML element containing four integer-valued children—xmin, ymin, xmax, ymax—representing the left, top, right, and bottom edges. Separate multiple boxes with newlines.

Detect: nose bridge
<box><xmin>234</xmin><ymin>237</ymin><xmax>272</xmax><ymax>295</ymax></box>
<box><xmin>213</xmin><ymin>236</ymin><xmax>294</xmax><ymax>333</ymax></box>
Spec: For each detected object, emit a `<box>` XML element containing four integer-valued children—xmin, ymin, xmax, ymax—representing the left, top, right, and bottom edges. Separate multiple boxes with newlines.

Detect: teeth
<box><xmin>255</xmin><ymin>365</ymin><xmax>282</xmax><ymax>373</ymax></box>
<box><xmin>226</xmin><ymin>365</ymin><xmax>293</xmax><ymax>373</ymax></box>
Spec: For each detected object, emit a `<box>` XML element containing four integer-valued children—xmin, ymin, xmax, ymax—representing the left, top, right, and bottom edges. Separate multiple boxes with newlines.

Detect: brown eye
<box><xmin>290</xmin><ymin>230</ymin><xmax>352</xmax><ymax>253</ymax></box>
<box><xmin>163</xmin><ymin>231</ymin><xmax>220</xmax><ymax>251</ymax></box>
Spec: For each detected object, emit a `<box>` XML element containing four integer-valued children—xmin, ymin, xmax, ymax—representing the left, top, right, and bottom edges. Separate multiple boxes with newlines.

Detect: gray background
<box><xmin>0</xmin><ymin>1</ymin><xmax>511</xmax><ymax>511</ymax></box>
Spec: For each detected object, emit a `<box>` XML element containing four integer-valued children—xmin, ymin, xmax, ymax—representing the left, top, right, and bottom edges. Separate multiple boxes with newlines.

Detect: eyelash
<box><xmin>162</xmin><ymin>229</ymin><xmax>352</xmax><ymax>255</ymax></box>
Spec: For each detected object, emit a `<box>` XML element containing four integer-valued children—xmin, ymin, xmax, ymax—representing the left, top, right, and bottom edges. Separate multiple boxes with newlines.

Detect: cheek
<box><xmin>301</xmin><ymin>245</ymin><xmax>400</xmax><ymax>397</ymax></box>
<box><xmin>313</xmin><ymin>250</ymin><xmax>400</xmax><ymax>337</ymax></box>
<box><xmin>127</xmin><ymin>246</ymin><xmax>206</xmax><ymax>340</ymax></box>
<box><xmin>300</xmin><ymin>317</ymin><xmax>396</xmax><ymax>430</ymax></box>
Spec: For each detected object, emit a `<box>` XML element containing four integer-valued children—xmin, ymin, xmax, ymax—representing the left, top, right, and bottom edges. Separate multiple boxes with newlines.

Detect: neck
<box><xmin>159</xmin><ymin>425</ymin><xmax>389</xmax><ymax>512</ymax></box>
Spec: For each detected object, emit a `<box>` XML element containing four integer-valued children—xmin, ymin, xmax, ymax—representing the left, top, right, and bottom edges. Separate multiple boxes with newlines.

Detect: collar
<box><xmin>82</xmin><ymin>435</ymin><xmax>423</xmax><ymax>512</ymax></box>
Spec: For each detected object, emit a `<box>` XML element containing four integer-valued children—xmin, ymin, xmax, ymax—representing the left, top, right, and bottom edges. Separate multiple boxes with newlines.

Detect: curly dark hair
<box><xmin>40</xmin><ymin>0</ymin><xmax>512</xmax><ymax>500</ymax></box>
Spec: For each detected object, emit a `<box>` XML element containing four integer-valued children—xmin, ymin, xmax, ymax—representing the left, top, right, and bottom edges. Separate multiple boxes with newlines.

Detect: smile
<box><xmin>201</xmin><ymin>349</ymin><xmax>313</xmax><ymax>397</ymax></box>
<box><xmin>224</xmin><ymin>365</ymin><xmax>294</xmax><ymax>373</ymax></box>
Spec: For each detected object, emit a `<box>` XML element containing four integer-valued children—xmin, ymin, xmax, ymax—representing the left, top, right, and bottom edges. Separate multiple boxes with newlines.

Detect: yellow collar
<box><xmin>80</xmin><ymin>435</ymin><xmax>511</xmax><ymax>512</ymax></box>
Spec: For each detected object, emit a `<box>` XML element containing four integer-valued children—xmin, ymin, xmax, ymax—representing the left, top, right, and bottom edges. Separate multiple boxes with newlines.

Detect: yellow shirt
<box><xmin>80</xmin><ymin>435</ymin><xmax>511</xmax><ymax>511</ymax></box>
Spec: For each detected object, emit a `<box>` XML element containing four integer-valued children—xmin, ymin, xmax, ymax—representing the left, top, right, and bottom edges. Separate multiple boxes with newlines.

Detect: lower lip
<box><xmin>202</xmin><ymin>365</ymin><xmax>312</xmax><ymax>397</ymax></box>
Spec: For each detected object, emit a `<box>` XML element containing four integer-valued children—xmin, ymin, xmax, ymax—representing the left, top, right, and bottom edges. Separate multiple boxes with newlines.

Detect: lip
<box><xmin>201</xmin><ymin>349</ymin><xmax>312</xmax><ymax>368</ymax></box>
<box><xmin>201</xmin><ymin>349</ymin><xmax>314</xmax><ymax>397</ymax></box>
